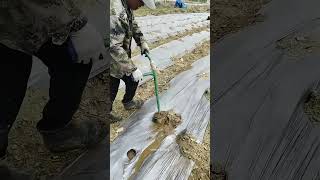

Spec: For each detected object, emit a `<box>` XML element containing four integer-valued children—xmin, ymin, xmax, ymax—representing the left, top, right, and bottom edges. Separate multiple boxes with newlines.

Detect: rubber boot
<box><xmin>123</xmin><ymin>100</ymin><xmax>144</xmax><ymax>110</ymax></box>
<box><xmin>109</xmin><ymin>112</ymin><xmax>123</xmax><ymax>123</ymax></box>
<box><xmin>37</xmin><ymin>119</ymin><xmax>107</xmax><ymax>153</ymax></box>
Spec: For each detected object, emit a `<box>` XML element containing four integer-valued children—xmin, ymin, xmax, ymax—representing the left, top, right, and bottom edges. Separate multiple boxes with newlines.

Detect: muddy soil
<box><xmin>304</xmin><ymin>91</ymin><xmax>320</xmax><ymax>125</ymax></box>
<box><xmin>129</xmin><ymin>111</ymin><xmax>182</xmax><ymax>179</ymax></box>
<box><xmin>212</xmin><ymin>0</ymin><xmax>268</xmax><ymax>41</ymax></box>
<box><xmin>277</xmin><ymin>32</ymin><xmax>320</xmax><ymax>58</ymax></box>
<box><xmin>177</xmin><ymin>127</ymin><xmax>210</xmax><ymax>180</ymax></box>
<box><xmin>153</xmin><ymin>111</ymin><xmax>182</xmax><ymax>129</ymax></box>
<box><xmin>7</xmin><ymin>69</ymin><xmax>110</xmax><ymax>179</ymax></box>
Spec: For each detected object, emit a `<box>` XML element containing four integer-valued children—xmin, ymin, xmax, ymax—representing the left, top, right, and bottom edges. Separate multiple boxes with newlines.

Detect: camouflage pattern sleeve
<box><xmin>110</xmin><ymin>15</ymin><xmax>137</xmax><ymax>78</ymax></box>
<box><xmin>132</xmin><ymin>14</ymin><xmax>146</xmax><ymax>46</ymax></box>
<box><xmin>67</xmin><ymin>0</ymin><xmax>88</xmax><ymax>32</ymax></box>
<box><xmin>0</xmin><ymin>0</ymin><xmax>89</xmax><ymax>54</ymax></box>
<box><xmin>50</xmin><ymin>0</ymin><xmax>88</xmax><ymax>45</ymax></box>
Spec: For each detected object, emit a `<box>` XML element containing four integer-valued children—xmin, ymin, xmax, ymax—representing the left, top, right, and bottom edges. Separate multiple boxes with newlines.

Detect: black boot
<box><xmin>123</xmin><ymin>99</ymin><xmax>144</xmax><ymax>110</ymax></box>
<box><xmin>109</xmin><ymin>112</ymin><xmax>123</xmax><ymax>123</ymax></box>
<box><xmin>37</xmin><ymin>119</ymin><xmax>107</xmax><ymax>153</ymax></box>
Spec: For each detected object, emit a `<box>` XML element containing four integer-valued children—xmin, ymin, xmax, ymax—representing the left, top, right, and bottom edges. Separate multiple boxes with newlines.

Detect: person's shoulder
<box><xmin>111</xmin><ymin>0</ymin><xmax>125</xmax><ymax>16</ymax></box>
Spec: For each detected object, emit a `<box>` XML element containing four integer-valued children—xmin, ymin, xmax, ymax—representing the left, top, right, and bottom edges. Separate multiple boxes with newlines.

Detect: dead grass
<box><xmin>177</xmin><ymin>126</ymin><xmax>210</xmax><ymax>180</ymax></box>
<box><xmin>211</xmin><ymin>0</ymin><xmax>267</xmax><ymax>41</ymax></box>
<box><xmin>131</xmin><ymin>26</ymin><xmax>209</xmax><ymax>57</ymax></box>
<box><xmin>134</xmin><ymin>4</ymin><xmax>209</xmax><ymax>17</ymax></box>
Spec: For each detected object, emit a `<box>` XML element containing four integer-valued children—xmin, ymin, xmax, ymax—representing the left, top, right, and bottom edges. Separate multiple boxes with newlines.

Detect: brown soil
<box><xmin>176</xmin><ymin>128</ymin><xmax>210</xmax><ymax>180</ymax></box>
<box><xmin>304</xmin><ymin>91</ymin><xmax>320</xmax><ymax>125</ymax></box>
<box><xmin>153</xmin><ymin>111</ymin><xmax>182</xmax><ymax>129</ymax></box>
<box><xmin>204</xmin><ymin>88</ymin><xmax>210</xmax><ymax>101</ymax></box>
<box><xmin>277</xmin><ymin>32</ymin><xmax>320</xmax><ymax>58</ymax></box>
<box><xmin>127</xmin><ymin>149</ymin><xmax>137</xmax><ymax>161</ymax></box>
<box><xmin>211</xmin><ymin>171</ymin><xmax>227</xmax><ymax>180</ymax></box>
<box><xmin>211</xmin><ymin>161</ymin><xmax>228</xmax><ymax>180</ymax></box>
<box><xmin>212</xmin><ymin>0</ymin><xmax>268</xmax><ymax>42</ymax></box>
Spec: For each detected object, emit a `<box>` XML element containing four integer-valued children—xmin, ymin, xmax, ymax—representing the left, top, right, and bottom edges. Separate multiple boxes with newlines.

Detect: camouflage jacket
<box><xmin>0</xmin><ymin>0</ymin><xmax>88</xmax><ymax>55</ymax></box>
<box><xmin>110</xmin><ymin>0</ymin><xmax>146</xmax><ymax>78</ymax></box>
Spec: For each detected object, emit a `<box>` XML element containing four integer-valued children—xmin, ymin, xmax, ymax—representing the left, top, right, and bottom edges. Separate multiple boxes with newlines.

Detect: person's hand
<box><xmin>140</xmin><ymin>42</ymin><xmax>150</xmax><ymax>55</ymax></box>
<box><xmin>70</xmin><ymin>23</ymin><xmax>106</xmax><ymax>64</ymax></box>
<box><xmin>132</xmin><ymin>69</ymin><xmax>143</xmax><ymax>82</ymax></box>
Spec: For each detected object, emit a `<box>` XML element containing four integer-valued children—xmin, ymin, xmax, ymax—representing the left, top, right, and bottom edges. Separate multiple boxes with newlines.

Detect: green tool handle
<box><xmin>143</xmin><ymin>53</ymin><xmax>161</xmax><ymax>112</ymax></box>
<box><xmin>153</xmin><ymin>68</ymin><xmax>160</xmax><ymax>112</ymax></box>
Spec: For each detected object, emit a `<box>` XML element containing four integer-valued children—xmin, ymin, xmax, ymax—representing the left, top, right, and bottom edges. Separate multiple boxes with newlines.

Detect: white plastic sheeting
<box><xmin>131</xmin><ymin>13</ymin><xmax>209</xmax><ymax>49</ymax></box>
<box><xmin>111</xmin><ymin>55</ymin><xmax>210</xmax><ymax>180</ymax></box>
<box><xmin>185</xmin><ymin>3</ymin><xmax>210</xmax><ymax>6</ymax></box>
<box><xmin>119</xmin><ymin>30</ymin><xmax>210</xmax><ymax>88</ymax></box>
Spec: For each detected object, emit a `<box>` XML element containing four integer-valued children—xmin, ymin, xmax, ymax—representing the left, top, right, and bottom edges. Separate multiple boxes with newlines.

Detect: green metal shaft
<box><xmin>143</xmin><ymin>53</ymin><xmax>161</xmax><ymax>112</ymax></box>
<box><xmin>152</xmin><ymin>68</ymin><xmax>160</xmax><ymax>112</ymax></box>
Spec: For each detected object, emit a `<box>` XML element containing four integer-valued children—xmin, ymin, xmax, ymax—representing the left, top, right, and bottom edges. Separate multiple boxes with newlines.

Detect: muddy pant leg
<box><xmin>110</xmin><ymin>76</ymin><xmax>121</xmax><ymax>112</ymax></box>
<box><xmin>0</xmin><ymin>44</ymin><xmax>32</xmax><ymax>157</ymax></box>
<box><xmin>35</xmin><ymin>38</ymin><xmax>92</xmax><ymax>131</ymax></box>
<box><xmin>121</xmin><ymin>75</ymin><xmax>139</xmax><ymax>104</ymax></box>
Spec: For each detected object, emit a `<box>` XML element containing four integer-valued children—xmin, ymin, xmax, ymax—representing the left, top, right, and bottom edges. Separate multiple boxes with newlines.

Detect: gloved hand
<box><xmin>140</xmin><ymin>42</ymin><xmax>150</xmax><ymax>55</ymax></box>
<box><xmin>131</xmin><ymin>68</ymin><xmax>143</xmax><ymax>82</ymax></box>
<box><xmin>69</xmin><ymin>23</ymin><xmax>106</xmax><ymax>64</ymax></box>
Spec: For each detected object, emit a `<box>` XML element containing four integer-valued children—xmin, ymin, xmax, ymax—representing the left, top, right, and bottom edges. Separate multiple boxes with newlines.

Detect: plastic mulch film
<box><xmin>54</xmin><ymin>55</ymin><xmax>209</xmax><ymax>180</ymax></box>
<box><xmin>52</xmin><ymin>140</ymin><xmax>109</xmax><ymax>180</ymax></box>
<box><xmin>119</xmin><ymin>30</ymin><xmax>210</xmax><ymax>89</ymax></box>
<box><xmin>185</xmin><ymin>2</ymin><xmax>210</xmax><ymax>6</ymax></box>
<box><xmin>212</xmin><ymin>0</ymin><xmax>320</xmax><ymax>179</ymax></box>
<box><xmin>131</xmin><ymin>13</ymin><xmax>209</xmax><ymax>49</ymax></box>
<box><xmin>111</xmin><ymin>55</ymin><xmax>210</xmax><ymax>180</ymax></box>
<box><xmin>136</xmin><ymin>13</ymin><xmax>209</xmax><ymax>32</ymax></box>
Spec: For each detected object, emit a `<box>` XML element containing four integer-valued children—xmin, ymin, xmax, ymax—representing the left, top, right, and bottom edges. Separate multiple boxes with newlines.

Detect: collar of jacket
<box><xmin>120</xmin><ymin>0</ymin><xmax>133</xmax><ymax>22</ymax></box>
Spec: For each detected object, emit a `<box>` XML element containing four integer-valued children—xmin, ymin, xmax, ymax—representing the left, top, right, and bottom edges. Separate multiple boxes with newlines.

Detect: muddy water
<box><xmin>129</xmin><ymin>111</ymin><xmax>182</xmax><ymax>179</ymax></box>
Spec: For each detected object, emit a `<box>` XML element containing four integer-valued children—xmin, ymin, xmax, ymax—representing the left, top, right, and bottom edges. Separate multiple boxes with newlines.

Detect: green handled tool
<box><xmin>143</xmin><ymin>52</ymin><xmax>161</xmax><ymax>112</ymax></box>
